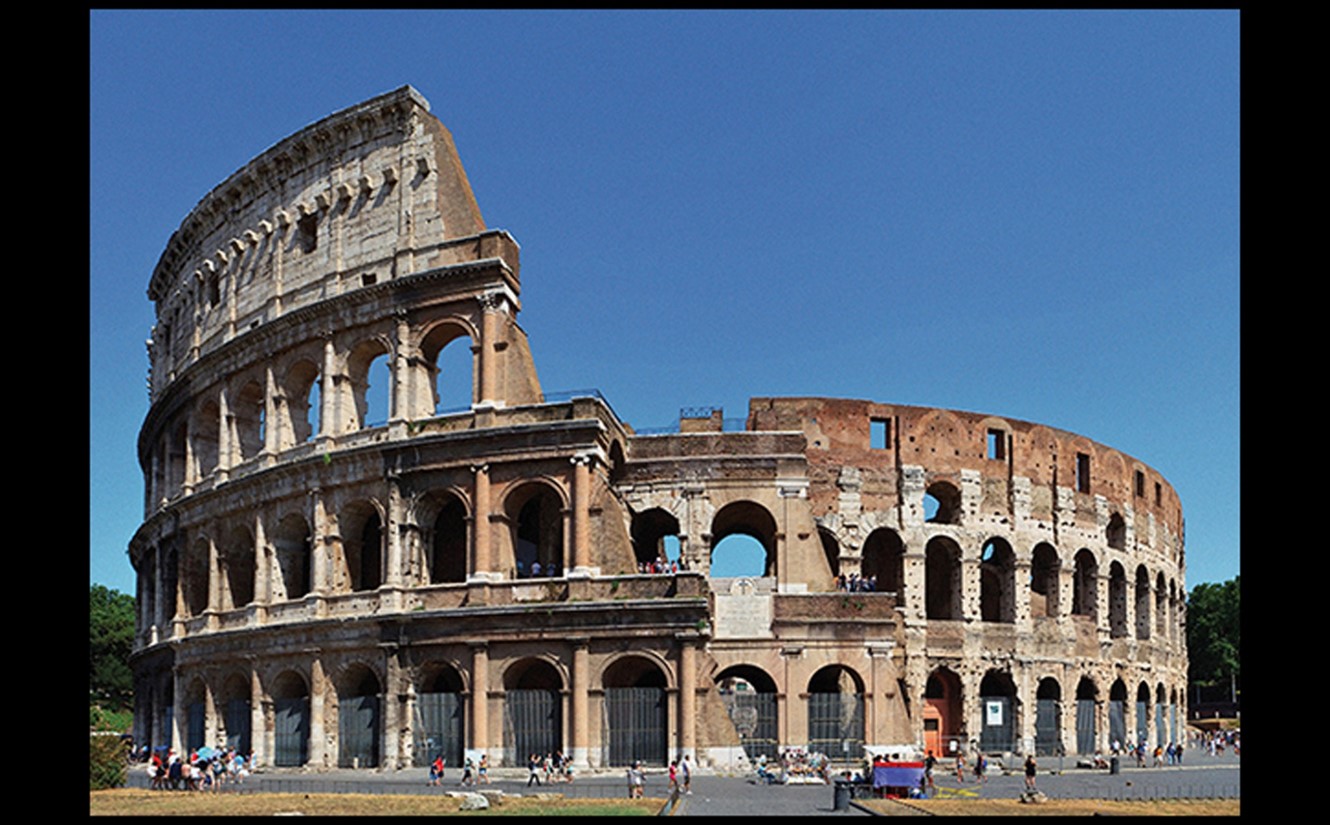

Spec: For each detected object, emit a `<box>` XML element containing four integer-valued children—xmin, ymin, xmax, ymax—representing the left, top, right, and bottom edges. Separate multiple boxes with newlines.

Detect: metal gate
<box><xmin>1169</xmin><ymin>704</ymin><xmax>1177</xmax><ymax>745</ymax></box>
<box><xmin>604</xmin><ymin>687</ymin><xmax>667</xmax><ymax>767</ymax></box>
<box><xmin>807</xmin><ymin>693</ymin><xmax>864</xmax><ymax>760</ymax></box>
<box><xmin>1108</xmin><ymin>700</ymin><xmax>1126</xmax><ymax>749</ymax></box>
<box><xmin>504</xmin><ymin>689</ymin><xmax>561</xmax><ymax>766</ymax></box>
<box><xmin>722</xmin><ymin>690</ymin><xmax>778</xmax><ymax>762</ymax></box>
<box><xmin>186</xmin><ymin>701</ymin><xmax>205</xmax><ymax>751</ymax></box>
<box><xmin>339</xmin><ymin>694</ymin><xmax>380</xmax><ymax>768</ymax></box>
<box><xmin>274</xmin><ymin>697</ymin><xmax>309</xmax><ymax>766</ymax></box>
<box><xmin>1034</xmin><ymin>699</ymin><xmax>1060</xmax><ymax>756</ymax></box>
<box><xmin>414</xmin><ymin>692</ymin><xmax>465</xmax><ymax>767</ymax></box>
<box><xmin>1155</xmin><ymin>703</ymin><xmax>1166</xmax><ymax>748</ymax></box>
<box><xmin>1134</xmin><ymin>701</ymin><xmax>1148</xmax><ymax>747</ymax></box>
<box><xmin>1075</xmin><ymin>699</ymin><xmax>1096</xmax><ymax>755</ymax></box>
<box><xmin>225</xmin><ymin>698</ymin><xmax>251</xmax><ymax>753</ymax></box>
<box><xmin>979</xmin><ymin>696</ymin><xmax>1013</xmax><ymax>753</ymax></box>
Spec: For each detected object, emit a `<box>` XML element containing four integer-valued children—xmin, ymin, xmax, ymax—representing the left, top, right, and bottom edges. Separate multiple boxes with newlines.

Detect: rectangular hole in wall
<box><xmin>987</xmin><ymin>429</ymin><xmax>1006</xmax><ymax>460</ymax></box>
<box><xmin>871</xmin><ymin>418</ymin><xmax>890</xmax><ymax>450</ymax></box>
<box><xmin>1076</xmin><ymin>453</ymin><xmax>1091</xmax><ymax>494</ymax></box>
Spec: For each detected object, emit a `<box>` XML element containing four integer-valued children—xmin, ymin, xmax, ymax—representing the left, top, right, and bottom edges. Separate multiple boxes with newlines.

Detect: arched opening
<box><xmin>1154</xmin><ymin>683</ymin><xmax>1168</xmax><ymax>748</ymax></box>
<box><xmin>509</xmin><ymin>484</ymin><xmax>564</xmax><ymax>578</ymax></box>
<box><xmin>273</xmin><ymin>513</ymin><xmax>312</xmax><ymax>601</ymax></box>
<box><xmin>348</xmin><ymin>340</ymin><xmax>392</xmax><ymax>430</ymax></box>
<box><xmin>1106</xmin><ymin>512</ymin><xmax>1126</xmax><ymax>551</ymax></box>
<box><xmin>862</xmin><ymin>528</ymin><xmax>904</xmax><ymax>602</ymax></box>
<box><xmin>341</xmin><ymin>503</ymin><xmax>384</xmax><ymax>592</ymax></box>
<box><xmin>282</xmin><ymin>359</ymin><xmax>321</xmax><ymax>446</ymax></box>
<box><xmin>272</xmin><ymin>670</ymin><xmax>310</xmax><ymax>767</ymax></box>
<box><xmin>181</xmin><ymin>538</ymin><xmax>210</xmax><ymax>617</ymax></box>
<box><xmin>1075</xmin><ymin>677</ymin><xmax>1098</xmax><ymax>755</ymax></box>
<box><xmin>219</xmin><ymin>525</ymin><xmax>255</xmax><ymax>611</ymax></box>
<box><xmin>1134</xmin><ymin>682</ymin><xmax>1150</xmax><ymax>748</ymax></box>
<box><xmin>709</xmin><ymin>501</ymin><xmax>777</xmax><ymax>579</ymax></box>
<box><xmin>168</xmin><ymin>421</ymin><xmax>187</xmax><ymax>496</ymax></box>
<box><xmin>978</xmin><ymin>671</ymin><xmax>1017</xmax><ymax>754</ymax></box>
<box><xmin>630</xmin><ymin>507</ymin><xmax>681</xmax><ymax>571</ymax></box>
<box><xmin>503</xmin><ymin>659</ymin><xmax>563</xmax><ymax>767</ymax></box>
<box><xmin>715</xmin><ymin>665</ymin><xmax>779</xmax><ymax>763</ymax></box>
<box><xmin>1072</xmin><ymin>549</ymin><xmax>1098</xmax><ymax>619</ymax></box>
<box><xmin>219</xmin><ymin>673</ymin><xmax>252</xmax><ymax>754</ymax></box>
<box><xmin>1109</xmin><ymin>562</ymin><xmax>1128</xmax><ymax>638</ymax></box>
<box><xmin>194</xmin><ymin>400</ymin><xmax>220</xmax><ymax>478</ymax></box>
<box><xmin>979</xmin><ymin>537</ymin><xmax>1015</xmax><ymax>623</ymax></box>
<box><xmin>924</xmin><ymin>481</ymin><xmax>962</xmax><ymax>524</ymax></box>
<box><xmin>1108</xmin><ymin>679</ymin><xmax>1128</xmax><ymax>750</ymax></box>
<box><xmin>338</xmin><ymin>665</ymin><xmax>382</xmax><ymax>768</ymax></box>
<box><xmin>1034</xmin><ymin>678</ymin><xmax>1062</xmax><ymax>756</ymax></box>
<box><xmin>420</xmin><ymin>323</ymin><xmax>474</xmax><ymax>415</ymax></box>
<box><xmin>1030</xmin><ymin>542</ymin><xmax>1059</xmax><ymax>618</ymax></box>
<box><xmin>603</xmin><ymin>656</ymin><xmax>669</xmax><ymax>766</ymax></box>
<box><xmin>1135</xmin><ymin>565</ymin><xmax>1151</xmax><ymax>640</ymax></box>
<box><xmin>184</xmin><ymin>678</ymin><xmax>207</xmax><ymax>752</ymax></box>
<box><xmin>414</xmin><ymin>665</ymin><xmax>465</xmax><ymax>768</ymax></box>
<box><xmin>819</xmin><ymin>528</ymin><xmax>840</xmax><ymax>581</ymax></box>
<box><xmin>807</xmin><ymin>665</ymin><xmax>865</xmax><ymax>759</ymax></box>
<box><xmin>429</xmin><ymin>494</ymin><xmax>469</xmax><ymax>584</ymax></box>
<box><xmin>924</xmin><ymin>668</ymin><xmax>963</xmax><ymax>759</ymax></box>
<box><xmin>1155</xmin><ymin>572</ymin><xmax>1167</xmax><ymax>638</ymax></box>
<box><xmin>925</xmin><ymin>536</ymin><xmax>963</xmax><ymax>620</ymax></box>
<box><xmin>233</xmin><ymin>379</ymin><xmax>266</xmax><ymax>461</ymax></box>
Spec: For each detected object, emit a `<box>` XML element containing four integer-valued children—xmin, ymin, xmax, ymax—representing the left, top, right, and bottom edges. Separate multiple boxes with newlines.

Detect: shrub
<box><xmin>90</xmin><ymin>734</ymin><xmax>128</xmax><ymax>790</ymax></box>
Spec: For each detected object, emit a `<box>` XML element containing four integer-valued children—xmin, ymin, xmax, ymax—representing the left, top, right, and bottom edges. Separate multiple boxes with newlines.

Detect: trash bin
<box><xmin>1109</xmin><ymin>756</ymin><xmax>1120</xmax><ymax>775</ymax></box>
<box><xmin>833</xmin><ymin>779</ymin><xmax>851</xmax><ymax>811</ymax></box>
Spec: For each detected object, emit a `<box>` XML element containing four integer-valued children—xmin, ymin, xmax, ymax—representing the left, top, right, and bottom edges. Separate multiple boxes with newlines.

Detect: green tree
<box><xmin>90</xmin><ymin>583</ymin><xmax>135</xmax><ymax>712</ymax></box>
<box><xmin>1185</xmin><ymin>576</ymin><xmax>1239</xmax><ymax>700</ymax></box>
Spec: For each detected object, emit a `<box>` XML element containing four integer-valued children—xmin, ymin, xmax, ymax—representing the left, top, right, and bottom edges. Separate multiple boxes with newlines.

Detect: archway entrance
<box><xmin>807</xmin><ymin>666</ymin><xmax>864</xmax><ymax>760</ymax></box>
<box><xmin>338</xmin><ymin>666</ymin><xmax>381</xmax><ymax>768</ymax></box>
<box><xmin>603</xmin><ymin>657</ymin><xmax>668</xmax><ymax>767</ymax></box>
<box><xmin>415</xmin><ymin>666</ymin><xmax>465</xmax><ymax>768</ymax></box>
<box><xmin>924</xmin><ymin>669</ymin><xmax>963</xmax><ymax>758</ymax></box>
<box><xmin>272</xmin><ymin>671</ymin><xmax>310</xmax><ymax>767</ymax></box>
<box><xmin>504</xmin><ymin>659</ymin><xmax>563</xmax><ymax>766</ymax></box>
<box><xmin>716</xmin><ymin>666</ymin><xmax>779</xmax><ymax>762</ymax></box>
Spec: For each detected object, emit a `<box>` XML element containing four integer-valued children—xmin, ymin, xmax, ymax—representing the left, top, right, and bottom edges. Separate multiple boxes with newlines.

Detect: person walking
<box><xmin>954</xmin><ymin>751</ymin><xmax>966</xmax><ymax>782</ymax></box>
<box><xmin>527</xmin><ymin>753</ymin><xmax>542</xmax><ymax>786</ymax></box>
<box><xmin>1023</xmin><ymin>754</ymin><xmax>1037</xmax><ymax>791</ymax></box>
<box><xmin>681</xmin><ymin>754</ymin><xmax>692</xmax><ymax>795</ymax></box>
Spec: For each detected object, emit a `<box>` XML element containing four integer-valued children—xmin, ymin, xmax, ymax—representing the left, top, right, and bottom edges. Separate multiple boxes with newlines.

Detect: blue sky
<box><xmin>90</xmin><ymin>10</ymin><xmax>1239</xmax><ymax>594</ymax></box>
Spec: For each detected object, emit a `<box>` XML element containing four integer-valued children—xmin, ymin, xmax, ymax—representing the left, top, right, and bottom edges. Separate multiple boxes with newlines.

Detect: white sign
<box><xmin>985</xmin><ymin>701</ymin><xmax>1004</xmax><ymax>726</ymax></box>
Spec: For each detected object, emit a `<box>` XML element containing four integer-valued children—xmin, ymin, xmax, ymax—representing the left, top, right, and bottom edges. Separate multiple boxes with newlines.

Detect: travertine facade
<box><xmin>129</xmin><ymin>86</ymin><xmax>1187</xmax><ymax>771</ymax></box>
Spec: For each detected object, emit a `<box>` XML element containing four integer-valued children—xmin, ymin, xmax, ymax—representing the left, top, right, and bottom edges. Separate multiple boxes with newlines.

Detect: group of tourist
<box><xmin>144</xmin><ymin>746</ymin><xmax>251</xmax><ymax>791</ymax></box>
<box><xmin>428</xmin><ymin>753</ymin><xmax>490</xmax><ymax>786</ymax></box>
<box><xmin>835</xmin><ymin>573</ymin><xmax>877</xmax><ymax>592</ymax></box>
<box><xmin>526</xmin><ymin>751</ymin><xmax>575</xmax><ymax>785</ymax></box>
<box><xmin>515</xmin><ymin>560</ymin><xmax>561</xmax><ymax>578</ymax></box>
<box><xmin>752</xmin><ymin>748</ymin><xmax>831</xmax><ymax>785</ymax></box>
<box><xmin>1195</xmin><ymin>728</ymin><xmax>1239</xmax><ymax>756</ymax></box>
<box><xmin>638</xmin><ymin>557</ymin><xmax>688</xmax><ymax>574</ymax></box>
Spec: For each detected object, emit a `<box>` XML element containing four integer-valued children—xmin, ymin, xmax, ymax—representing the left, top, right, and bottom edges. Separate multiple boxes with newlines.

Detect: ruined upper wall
<box><xmin>144</xmin><ymin>86</ymin><xmax>501</xmax><ymax>401</ymax></box>
<box><xmin>746</xmin><ymin>396</ymin><xmax>1182</xmax><ymax>541</ymax></box>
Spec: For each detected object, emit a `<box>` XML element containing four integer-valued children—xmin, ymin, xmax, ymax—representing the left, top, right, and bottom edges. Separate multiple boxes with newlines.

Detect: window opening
<box><xmin>1075</xmin><ymin>453</ymin><xmax>1091</xmax><ymax>494</ymax></box>
<box><xmin>298</xmin><ymin>213</ymin><xmax>318</xmax><ymax>253</ymax></box>
<box><xmin>870</xmin><ymin>418</ymin><xmax>890</xmax><ymax>450</ymax></box>
<box><xmin>1135</xmin><ymin>470</ymin><xmax>1145</xmax><ymax>497</ymax></box>
<box><xmin>987</xmin><ymin>429</ymin><xmax>1006</xmax><ymax>460</ymax></box>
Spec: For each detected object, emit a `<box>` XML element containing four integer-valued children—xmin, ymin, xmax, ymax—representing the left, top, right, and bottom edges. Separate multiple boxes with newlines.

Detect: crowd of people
<box><xmin>751</xmin><ymin>748</ymin><xmax>831</xmax><ymax>785</ymax></box>
<box><xmin>142</xmin><ymin>746</ymin><xmax>251</xmax><ymax>791</ymax></box>
<box><xmin>525</xmin><ymin>751</ymin><xmax>575</xmax><ymax>785</ymax></box>
<box><xmin>638</xmin><ymin>557</ymin><xmax>688</xmax><ymax>575</ymax></box>
<box><xmin>835</xmin><ymin>573</ymin><xmax>877</xmax><ymax>592</ymax></box>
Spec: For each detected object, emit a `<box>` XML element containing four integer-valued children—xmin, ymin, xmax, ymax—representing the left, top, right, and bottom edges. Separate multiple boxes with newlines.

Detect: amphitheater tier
<box><xmin>128</xmin><ymin>87</ymin><xmax>1188</xmax><ymax>772</ymax></box>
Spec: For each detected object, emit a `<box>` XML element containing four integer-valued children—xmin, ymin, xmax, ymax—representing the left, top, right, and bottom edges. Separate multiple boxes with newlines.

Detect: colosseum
<box><xmin>128</xmin><ymin>86</ymin><xmax>1188</xmax><ymax>772</ymax></box>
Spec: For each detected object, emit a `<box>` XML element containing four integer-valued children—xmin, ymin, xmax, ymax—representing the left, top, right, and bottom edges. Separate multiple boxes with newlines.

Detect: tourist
<box><xmin>681</xmin><ymin>755</ymin><xmax>692</xmax><ymax>794</ymax></box>
<box><xmin>478</xmin><ymin>753</ymin><xmax>489</xmax><ymax>784</ymax></box>
<box><xmin>1024</xmin><ymin>754</ymin><xmax>1037</xmax><ymax>791</ymax></box>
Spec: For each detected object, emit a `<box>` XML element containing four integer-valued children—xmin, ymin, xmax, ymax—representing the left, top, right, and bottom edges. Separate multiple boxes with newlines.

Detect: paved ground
<box><xmin>124</xmin><ymin>751</ymin><xmax>1240</xmax><ymax>816</ymax></box>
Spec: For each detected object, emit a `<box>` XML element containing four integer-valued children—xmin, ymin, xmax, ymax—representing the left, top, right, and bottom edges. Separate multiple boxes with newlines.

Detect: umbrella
<box><xmin>196</xmin><ymin>746</ymin><xmax>218</xmax><ymax>760</ymax></box>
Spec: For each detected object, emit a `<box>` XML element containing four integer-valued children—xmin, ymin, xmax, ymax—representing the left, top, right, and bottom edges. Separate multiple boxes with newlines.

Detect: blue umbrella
<box><xmin>196</xmin><ymin>746</ymin><xmax>218</xmax><ymax>760</ymax></box>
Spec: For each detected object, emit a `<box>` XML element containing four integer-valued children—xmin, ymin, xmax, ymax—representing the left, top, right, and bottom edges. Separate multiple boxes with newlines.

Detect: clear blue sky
<box><xmin>90</xmin><ymin>10</ymin><xmax>1239</xmax><ymax>594</ymax></box>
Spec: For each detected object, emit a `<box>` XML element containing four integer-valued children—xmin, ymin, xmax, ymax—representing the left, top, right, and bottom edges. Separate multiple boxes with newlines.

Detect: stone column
<box><xmin>207</xmin><ymin>534</ymin><xmax>221</xmax><ymax>614</ymax></box>
<box><xmin>311</xmin><ymin>489</ymin><xmax>331</xmax><ymax>599</ymax></box>
<box><xmin>570</xmin><ymin>637</ymin><xmax>590</xmax><ymax>768</ymax></box>
<box><xmin>477</xmin><ymin>292</ymin><xmax>503</xmax><ymax>406</ymax></box>
<box><xmin>320</xmin><ymin>336</ymin><xmax>337</xmax><ymax>440</ymax></box>
<box><xmin>263</xmin><ymin>365</ymin><xmax>278</xmax><ymax>456</ymax></box>
<box><xmin>250</xmin><ymin>665</ymin><xmax>267</xmax><ymax>768</ymax></box>
<box><xmin>679</xmin><ymin>636</ymin><xmax>697</xmax><ymax>760</ymax></box>
<box><xmin>171</xmin><ymin>668</ymin><xmax>186</xmax><ymax>755</ymax></box>
<box><xmin>254</xmin><ymin>514</ymin><xmax>270</xmax><ymax>614</ymax></box>
<box><xmin>385</xmin><ymin>475</ymin><xmax>403</xmax><ymax>589</ymax></box>
<box><xmin>570</xmin><ymin>454</ymin><xmax>594</xmax><ymax>577</ymax></box>
<box><xmin>310</xmin><ymin>658</ymin><xmax>327</xmax><ymax>767</ymax></box>
<box><xmin>470</xmin><ymin>464</ymin><xmax>492</xmax><ymax>580</ymax></box>
<box><xmin>216</xmin><ymin>387</ymin><xmax>232</xmax><ymax>481</ymax></box>
<box><xmin>470</xmin><ymin>643</ymin><xmax>489</xmax><ymax>755</ymax></box>
<box><xmin>392</xmin><ymin>311</ymin><xmax>410</xmax><ymax>423</ymax></box>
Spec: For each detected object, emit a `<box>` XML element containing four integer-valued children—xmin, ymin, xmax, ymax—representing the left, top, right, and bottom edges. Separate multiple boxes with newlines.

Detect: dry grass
<box><xmin>859</xmin><ymin>797</ymin><xmax>1240</xmax><ymax>816</ymax></box>
<box><xmin>88</xmin><ymin>788</ymin><xmax>663</xmax><ymax>816</ymax></box>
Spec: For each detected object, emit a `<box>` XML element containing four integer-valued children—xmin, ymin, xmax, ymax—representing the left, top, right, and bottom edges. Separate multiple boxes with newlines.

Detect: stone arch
<box><xmin>1108</xmin><ymin>678</ymin><xmax>1129</xmax><ymax>749</ymax></box>
<box><xmin>193</xmin><ymin>398</ymin><xmax>220</xmax><ymax>478</ymax></box>
<box><xmin>1155</xmin><ymin>571</ymin><xmax>1167</xmax><ymax>638</ymax></box>
<box><xmin>710</xmin><ymin>500</ymin><xmax>778</xmax><ymax>578</ymax></box>
<box><xmin>340</xmin><ymin>499</ymin><xmax>385</xmax><ymax>592</ymax></box>
<box><xmin>980</xmin><ymin>537</ymin><xmax>1015</xmax><ymax>623</ymax></box>
<box><xmin>420</xmin><ymin>488</ymin><xmax>469</xmax><ymax>584</ymax></box>
<box><xmin>1030</xmin><ymin>542</ymin><xmax>1060</xmax><ymax>618</ymax></box>
<box><xmin>1072</xmin><ymin>548</ymin><xmax>1098</xmax><ymax>619</ymax></box>
<box><xmin>925</xmin><ymin>535</ymin><xmax>963</xmax><ymax>620</ymax></box>
<box><xmin>182</xmin><ymin>536</ymin><xmax>210</xmax><ymax>617</ymax></box>
<box><xmin>503</xmin><ymin>657</ymin><xmax>565</xmax><ymax>766</ymax></box>
<box><xmin>1106</xmin><ymin>512</ymin><xmax>1127</xmax><ymax>550</ymax></box>
<box><xmin>273</xmin><ymin>512</ymin><xmax>312</xmax><ymax>601</ymax></box>
<box><xmin>978</xmin><ymin>670</ymin><xmax>1018</xmax><ymax>753</ymax></box>
<box><xmin>924</xmin><ymin>667</ymin><xmax>963</xmax><ymax>758</ymax></box>
<box><xmin>1075</xmin><ymin>676</ymin><xmax>1098</xmax><ymax>755</ymax></box>
<box><xmin>819</xmin><ymin>527</ymin><xmax>840</xmax><ymax>581</ymax></box>
<box><xmin>219</xmin><ymin>522</ymin><xmax>255</xmax><ymax>610</ymax></box>
<box><xmin>183</xmin><ymin>675</ymin><xmax>208</xmax><ymax>752</ymax></box>
<box><xmin>218</xmin><ymin>672</ymin><xmax>252</xmax><ymax>753</ymax></box>
<box><xmin>1108</xmin><ymin>561</ymin><xmax>1128</xmax><ymax>638</ymax></box>
<box><xmin>1134</xmin><ymin>681</ymin><xmax>1151</xmax><ymax>746</ymax></box>
<box><xmin>419</xmin><ymin>319</ymin><xmax>476</xmax><ymax>415</ymax></box>
<box><xmin>862</xmin><ymin>528</ymin><xmax>904</xmax><ymax>602</ymax></box>
<box><xmin>1034</xmin><ymin>677</ymin><xmax>1062</xmax><ymax>755</ymax></box>
<box><xmin>607</xmin><ymin>440</ymin><xmax>627</xmax><ymax>486</ymax></box>
<box><xmin>347</xmin><ymin>335</ymin><xmax>394</xmax><ymax>430</ymax></box>
<box><xmin>807</xmin><ymin>665</ymin><xmax>865</xmax><ymax>759</ymax></box>
<box><xmin>715</xmin><ymin>664</ymin><xmax>779</xmax><ymax>762</ymax></box>
<box><xmin>504</xmin><ymin>480</ymin><xmax>567</xmax><ymax>578</ymax></box>
<box><xmin>602</xmin><ymin>654</ymin><xmax>670</xmax><ymax>766</ymax></box>
<box><xmin>631</xmin><ymin>507</ymin><xmax>681</xmax><ymax>569</ymax></box>
<box><xmin>337</xmin><ymin>662</ymin><xmax>383</xmax><ymax>768</ymax></box>
<box><xmin>232</xmin><ymin>377</ymin><xmax>266</xmax><ymax>462</ymax></box>
<box><xmin>280</xmin><ymin>357</ymin><xmax>321</xmax><ymax>447</ymax></box>
<box><xmin>1134</xmin><ymin>565</ymin><xmax>1151</xmax><ymax>640</ymax></box>
<box><xmin>414</xmin><ymin>660</ymin><xmax>467</xmax><ymax>767</ymax></box>
<box><xmin>925</xmin><ymin>480</ymin><xmax>962</xmax><ymax>525</ymax></box>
